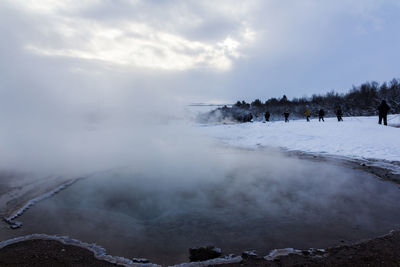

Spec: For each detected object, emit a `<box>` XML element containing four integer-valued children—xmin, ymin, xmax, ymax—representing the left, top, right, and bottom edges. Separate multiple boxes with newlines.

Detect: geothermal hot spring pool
<box><xmin>5</xmin><ymin>147</ymin><xmax>400</xmax><ymax>265</ymax></box>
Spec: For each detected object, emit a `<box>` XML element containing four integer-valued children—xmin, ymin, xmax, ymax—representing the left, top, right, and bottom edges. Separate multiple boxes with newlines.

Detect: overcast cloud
<box><xmin>1</xmin><ymin>0</ymin><xmax>400</xmax><ymax>104</ymax></box>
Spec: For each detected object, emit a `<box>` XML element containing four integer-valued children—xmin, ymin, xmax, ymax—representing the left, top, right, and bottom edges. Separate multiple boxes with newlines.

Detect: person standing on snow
<box><xmin>304</xmin><ymin>108</ymin><xmax>311</xmax><ymax>122</ymax></box>
<box><xmin>284</xmin><ymin>110</ymin><xmax>289</xmax><ymax>122</ymax></box>
<box><xmin>378</xmin><ymin>100</ymin><xmax>390</xmax><ymax>126</ymax></box>
<box><xmin>264</xmin><ymin>111</ymin><xmax>270</xmax><ymax>122</ymax></box>
<box><xmin>336</xmin><ymin>107</ymin><xmax>343</xmax><ymax>122</ymax></box>
<box><xmin>318</xmin><ymin>109</ymin><xmax>325</xmax><ymax>122</ymax></box>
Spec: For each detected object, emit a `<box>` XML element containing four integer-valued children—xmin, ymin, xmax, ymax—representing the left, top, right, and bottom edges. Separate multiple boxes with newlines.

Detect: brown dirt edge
<box><xmin>0</xmin><ymin>234</ymin><xmax>160</xmax><ymax>267</ymax></box>
<box><xmin>1</xmin><ymin>230</ymin><xmax>400</xmax><ymax>267</ymax></box>
<box><xmin>214</xmin><ymin>230</ymin><xmax>400</xmax><ymax>267</ymax></box>
<box><xmin>0</xmin><ymin>239</ymin><xmax>121</xmax><ymax>267</ymax></box>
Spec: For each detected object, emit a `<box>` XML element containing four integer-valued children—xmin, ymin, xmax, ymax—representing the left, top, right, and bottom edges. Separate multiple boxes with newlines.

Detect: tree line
<box><xmin>199</xmin><ymin>78</ymin><xmax>400</xmax><ymax>123</ymax></box>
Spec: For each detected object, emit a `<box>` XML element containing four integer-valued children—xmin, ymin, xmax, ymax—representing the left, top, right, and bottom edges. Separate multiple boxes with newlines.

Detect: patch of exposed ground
<box><xmin>0</xmin><ymin>239</ymin><xmax>121</xmax><ymax>267</ymax></box>
<box><xmin>1</xmin><ymin>230</ymin><xmax>400</xmax><ymax>266</ymax></box>
<box><xmin>216</xmin><ymin>230</ymin><xmax>400</xmax><ymax>267</ymax></box>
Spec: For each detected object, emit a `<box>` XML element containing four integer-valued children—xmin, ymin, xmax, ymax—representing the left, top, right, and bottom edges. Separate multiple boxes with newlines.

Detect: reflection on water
<box><xmin>10</xmin><ymin>148</ymin><xmax>400</xmax><ymax>265</ymax></box>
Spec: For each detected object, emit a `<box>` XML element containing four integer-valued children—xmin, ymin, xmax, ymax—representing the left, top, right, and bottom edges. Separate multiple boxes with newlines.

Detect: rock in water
<box><xmin>189</xmin><ymin>246</ymin><xmax>222</xmax><ymax>262</ymax></box>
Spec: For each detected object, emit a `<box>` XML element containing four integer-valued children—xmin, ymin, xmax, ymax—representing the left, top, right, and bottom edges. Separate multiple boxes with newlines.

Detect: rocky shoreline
<box><xmin>1</xmin><ymin>229</ymin><xmax>400</xmax><ymax>266</ymax></box>
<box><xmin>219</xmin><ymin>229</ymin><xmax>400</xmax><ymax>267</ymax></box>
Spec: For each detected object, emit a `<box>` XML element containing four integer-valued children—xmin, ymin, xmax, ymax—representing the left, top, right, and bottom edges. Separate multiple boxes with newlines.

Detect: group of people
<box><xmin>267</xmin><ymin>107</ymin><xmax>343</xmax><ymax>123</ymax></box>
<box><xmin>307</xmin><ymin>108</ymin><xmax>327</xmax><ymax>122</ymax></box>
<box><xmin>259</xmin><ymin>100</ymin><xmax>390</xmax><ymax>125</ymax></box>
<box><xmin>304</xmin><ymin>108</ymin><xmax>328</xmax><ymax>122</ymax></box>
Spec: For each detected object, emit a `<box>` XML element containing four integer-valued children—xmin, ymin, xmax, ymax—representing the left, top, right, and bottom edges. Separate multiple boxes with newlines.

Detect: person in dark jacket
<box><xmin>284</xmin><ymin>110</ymin><xmax>289</xmax><ymax>122</ymax></box>
<box><xmin>378</xmin><ymin>100</ymin><xmax>390</xmax><ymax>125</ymax></box>
<box><xmin>336</xmin><ymin>107</ymin><xmax>343</xmax><ymax>122</ymax></box>
<box><xmin>318</xmin><ymin>109</ymin><xmax>325</xmax><ymax>122</ymax></box>
<box><xmin>264</xmin><ymin>111</ymin><xmax>270</xmax><ymax>122</ymax></box>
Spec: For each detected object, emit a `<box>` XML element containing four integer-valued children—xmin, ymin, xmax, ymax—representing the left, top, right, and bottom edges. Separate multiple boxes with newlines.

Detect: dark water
<box><xmin>8</xmin><ymin>148</ymin><xmax>400</xmax><ymax>265</ymax></box>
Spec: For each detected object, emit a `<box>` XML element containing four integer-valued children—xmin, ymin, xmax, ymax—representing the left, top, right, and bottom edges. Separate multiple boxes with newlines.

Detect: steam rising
<box><xmin>18</xmin><ymin>147</ymin><xmax>400</xmax><ymax>265</ymax></box>
<box><xmin>0</xmin><ymin>61</ymin><xmax>201</xmax><ymax>176</ymax></box>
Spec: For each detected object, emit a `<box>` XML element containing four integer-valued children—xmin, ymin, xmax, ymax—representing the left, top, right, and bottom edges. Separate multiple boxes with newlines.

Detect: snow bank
<box><xmin>198</xmin><ymin>115</ymin><xmax>400</xmax><ymax>163</ymax></box>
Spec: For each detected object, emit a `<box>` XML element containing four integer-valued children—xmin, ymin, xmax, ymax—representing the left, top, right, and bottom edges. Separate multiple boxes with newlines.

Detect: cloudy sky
<box><xmin>1</xmin><ymin>0</ymin><xmax>400</xmax><ymax>105</ymax></box>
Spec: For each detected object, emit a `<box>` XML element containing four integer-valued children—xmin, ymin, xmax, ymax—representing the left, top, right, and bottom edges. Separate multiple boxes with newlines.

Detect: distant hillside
<box><xmin>198</xmin><ymin>78</ymin><xmax>400</xmax><ymax>123</ymax></box>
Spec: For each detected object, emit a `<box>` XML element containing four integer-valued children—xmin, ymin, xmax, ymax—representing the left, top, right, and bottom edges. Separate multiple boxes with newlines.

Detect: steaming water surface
<box><xmin>6</xmin><ymin>147</ymin><xmax>400</xmax><ymax>265</ymax></box>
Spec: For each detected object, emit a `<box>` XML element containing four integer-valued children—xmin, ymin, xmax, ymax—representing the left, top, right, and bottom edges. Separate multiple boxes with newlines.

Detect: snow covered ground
<box><xmin>197</xmin><ymin>114</ymin><xmax>400</xmax><ymax>163</ymax></box>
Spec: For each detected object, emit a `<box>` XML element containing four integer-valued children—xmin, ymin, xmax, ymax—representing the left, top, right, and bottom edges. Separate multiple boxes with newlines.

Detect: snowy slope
<box><xmin>198</xmin><ymin>115</ymin><xmax>400</xmax><ymax>162</ymax></box>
